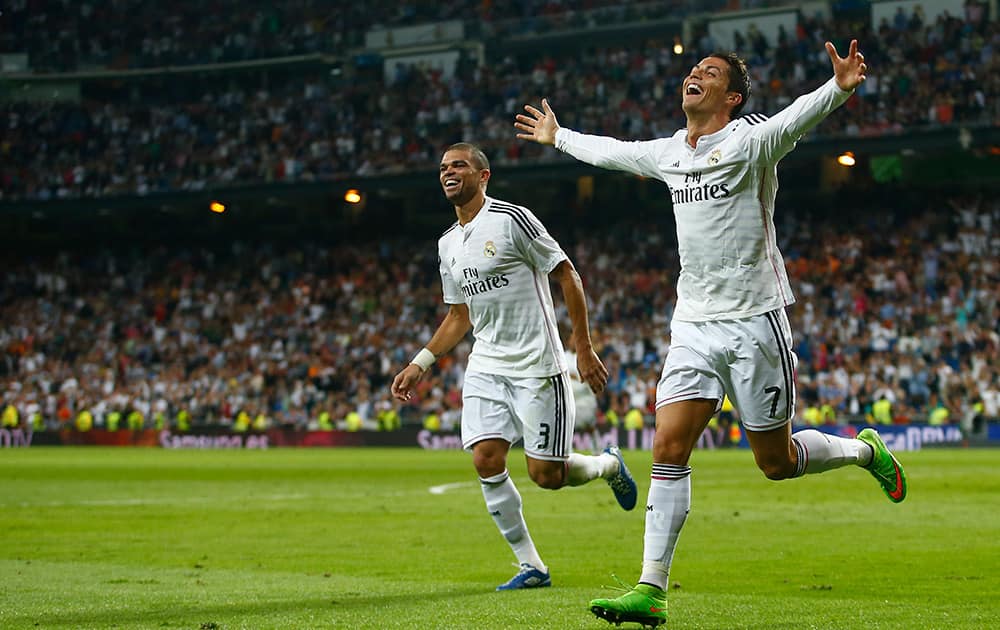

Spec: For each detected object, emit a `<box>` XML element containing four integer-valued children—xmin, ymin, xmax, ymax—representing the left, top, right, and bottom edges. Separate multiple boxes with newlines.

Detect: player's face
<box><xmin>682</xmin><ymin>57</ymin><xmax>735</xmax><ymax>117</ymax></box>
<box><xmin>439</xmin><ymin>149</ymin><xmax>487</xmax><ymax>205</ymax></box>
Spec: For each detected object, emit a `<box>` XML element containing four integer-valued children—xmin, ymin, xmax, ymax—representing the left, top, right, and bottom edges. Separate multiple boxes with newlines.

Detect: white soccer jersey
<box><xmin>438</xmin><ymin>196</ymin><xmax>569</xmax><ymax>377</ymax></box>
<box><xmin>555</xmin><ymin>77</ymin><xmax>852</xmax><ymax>322</ymax></box>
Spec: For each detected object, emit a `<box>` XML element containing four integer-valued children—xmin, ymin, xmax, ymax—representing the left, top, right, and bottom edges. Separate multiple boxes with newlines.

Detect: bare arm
<box><xmin>551</xmin><ymin>260</ymin><xmax>608</xmax><ymax>394</ymax></box>
<box><xmin>390</xmin><ymin>303</ymin><xmax>472</xmax><ymax>401</ymax></box>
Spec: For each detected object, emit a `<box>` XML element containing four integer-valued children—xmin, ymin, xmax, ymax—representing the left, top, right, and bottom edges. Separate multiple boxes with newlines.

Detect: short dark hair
<box><xmin>709</xmin><ymin>51</ymin><xmax>751</xmax><ymax>119</ymax></box>
<box><xmin>445</xmin><ymin>142</ymin><xmax>490</xmax><ymax>171</ymax></box>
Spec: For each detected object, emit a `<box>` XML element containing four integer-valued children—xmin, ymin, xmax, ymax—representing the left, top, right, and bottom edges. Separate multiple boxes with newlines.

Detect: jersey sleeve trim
<box><xmin>488</xmin><ymin>204</ymin><xmax>541</xmax><ymax>239</ymax></box>
<box><xmin>739</xmin><ymin>112</ymin><xmax>770</xmax><ymax>125</ymax></box>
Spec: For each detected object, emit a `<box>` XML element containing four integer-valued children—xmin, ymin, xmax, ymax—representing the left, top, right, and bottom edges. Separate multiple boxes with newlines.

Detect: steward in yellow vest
<box><xmin>126</xmin><ymin>410</ymin><xmax>145</xmax><ymax>430</ymax></box>
<box><xmin>2</xmin><ymin>404</ymin><xmax>18</xmax><ymax>428</ymax></box>
<box><xmin>317</xmin><ymin>411</ymin><xmax>333</xmax><ymax>431</ymax></box>
<box><xmin>872</xmin><ymin>399</ymin><xmax>893</xmax><ymax>425</ymax></box>
<box><xmin>624</xmin><ymin>408</ymin><xmax>644</xmax><ymax>431</ymax></box>
<box><xmin>233</xmin><ymin>411</ymin><xmax>251</xmax><ymax>432</ymax></box>
<box><xmin>75</xmin><ymin>410</ymin><xmax>93</xmax><ymax>432</ymax></box>
<box><xmin>345</xmin><ymin>411</ymin><xmax>363</xmax><ymax>431</ymax></box>
<box><xmin>422</xmin><ymin>412</ymin><xmax>440</xmax><ymax>432</ymax></box>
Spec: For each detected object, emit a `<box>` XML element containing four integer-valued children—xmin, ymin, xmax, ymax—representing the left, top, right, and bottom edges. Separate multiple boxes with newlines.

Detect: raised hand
<box><xmin>514</xmin><ymin>98</ymin><xmax>560</xmax><ymax>145</ymax></box>
<box><xmin>826</xmin><ymin>39</ymin><xmax>867</xmax><ymax>92</ymax></box>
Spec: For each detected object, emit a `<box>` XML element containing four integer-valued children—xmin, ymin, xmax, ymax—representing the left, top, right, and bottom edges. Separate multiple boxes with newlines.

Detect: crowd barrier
<box><xmin>0</xmin><ymin>423</ymin><xmax>983</xmax><ymax>451</ymax></box>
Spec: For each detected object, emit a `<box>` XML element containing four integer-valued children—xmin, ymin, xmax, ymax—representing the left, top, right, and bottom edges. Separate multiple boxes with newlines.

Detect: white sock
<box><xmin>791</xmin><ymin>429</ymin><xmax>873</xmax><ymax>476</ymax></box>
<box><xmin>480</xmin><ymin>471</ymin><xmax>546</xmax><ymax>572</ymax></box>
<box><xmin>638</xmin><ymin>464</ymin><xmax>691</xmax><ymax>590</ymax></box>
<box><xmin>564</xmin><ymin>452</ymin><xmax>619</xmax><ymax>486</ymax></box>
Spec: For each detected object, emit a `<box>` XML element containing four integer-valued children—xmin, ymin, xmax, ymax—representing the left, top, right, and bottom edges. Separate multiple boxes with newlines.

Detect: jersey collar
<box><xmin>460</xmin><ymin>197</ymin><xmax>490</xmax><ymax>230</ymax></box>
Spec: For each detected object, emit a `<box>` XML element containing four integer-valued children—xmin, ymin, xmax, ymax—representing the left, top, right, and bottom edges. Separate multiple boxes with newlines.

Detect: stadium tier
<box><xmin>1</xmin><ymin>4</ymin><xmax>997</xmax><ymax>201</ymax></box>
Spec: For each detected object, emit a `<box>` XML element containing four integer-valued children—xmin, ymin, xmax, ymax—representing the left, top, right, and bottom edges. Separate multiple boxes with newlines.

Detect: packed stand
<box><xmin>1</xmin><ymin>0</ymin><xmax>723</xmax><ymax>73</ymax></box>
<box><xmin>2</xmin><ymin>6</ymin><xmax>998</xmax><ymax>202</ymax></box>
<box><xmin>1</xmin><ymin>191</ymin><xmax>997</xmax><ymax>434</ymax></box>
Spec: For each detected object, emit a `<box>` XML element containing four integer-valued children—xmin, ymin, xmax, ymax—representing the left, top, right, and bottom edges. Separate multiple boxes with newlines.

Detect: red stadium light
<box><xmin>209</xmin><ymin>201</ymin><xmax>226</xmax><ymax>213</ymax></box>
<box><xmin>344</xmin><ymin>189</ymin><xmax>362</xmax><ymax>204</ymax></box>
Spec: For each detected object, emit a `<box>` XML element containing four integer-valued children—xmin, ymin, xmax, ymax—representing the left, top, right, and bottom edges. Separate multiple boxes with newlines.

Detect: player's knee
<box><xmin>473</xmin><ymin>453</ymin><xmax>507</xmax><ymax>479</ymax></box>
<box><xmin>652</xmin><ymin>433</ymin><xmax>691</xmax><ymax>465</ymax></box>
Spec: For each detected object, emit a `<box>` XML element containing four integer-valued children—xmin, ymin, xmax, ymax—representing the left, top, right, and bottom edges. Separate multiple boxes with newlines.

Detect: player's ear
<box><xmin>727</xmin><ymin>92</ymin><xmax>743</xmax><ymax>107</ymax></box>
<box><xmin>480</xmin><ymin>168</ymin><xmax>491</xmax><ymax>187</ymax></box>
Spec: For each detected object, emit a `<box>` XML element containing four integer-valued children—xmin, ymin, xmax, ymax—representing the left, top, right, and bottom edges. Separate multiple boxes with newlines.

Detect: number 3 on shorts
<box><xmin>537</xmin><ymin>422</ymin><xmax>550</xmax><ymax>450</ymax></box>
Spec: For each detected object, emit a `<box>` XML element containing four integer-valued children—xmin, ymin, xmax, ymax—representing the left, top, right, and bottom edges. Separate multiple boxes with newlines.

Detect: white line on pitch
<box><xmin>428</xmin><ymin>481</ymin><xmax>476</xmax><ymax>495</ymax></box>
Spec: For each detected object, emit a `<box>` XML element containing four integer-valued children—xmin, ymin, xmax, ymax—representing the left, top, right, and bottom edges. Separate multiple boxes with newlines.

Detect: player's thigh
<box><xmin>726</xmin><ymin>309</ymin><xmax>798</xmax><ymax>432</ymax></box>
<box><xmin>461</xmin><ymin>371</ymin><xmax>521</xmax><ymax>452</ymax></box>
<box><xmin>653</xmin><ymin>325</ymin><xmax>725</xmax><ymax>463</ymax></box>
<box><xmin>512</xmin><ymin>371</ymin><xmax>575</xmax><ymax>462</ymax></box>
<box><xmin>653</xmin><ymin>398</ymin><xmax>718</xmax><ymax>465</ymax></box>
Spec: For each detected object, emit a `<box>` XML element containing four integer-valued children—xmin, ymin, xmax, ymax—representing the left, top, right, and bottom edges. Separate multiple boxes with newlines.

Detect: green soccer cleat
<box><xmin>857</xmin><ymin>427</ymin><xmax>907</xmax><ymax>503</ymax></box>
<box><xmin>590</xmin><ymin>582</ymin><xmax>668</xmax><ymax>628</ymax></box>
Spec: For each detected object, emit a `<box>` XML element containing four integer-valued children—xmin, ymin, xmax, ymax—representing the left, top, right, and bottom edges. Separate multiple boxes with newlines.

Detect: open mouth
<box><xmin>443</xmin><ymin>178</ymin><xmax>460</xmax><ymax>190</ymax></box>
<box><xmin>685</xmin><ymin>84</ymin><xmax>703</xmax><ymax>96</ymax></box>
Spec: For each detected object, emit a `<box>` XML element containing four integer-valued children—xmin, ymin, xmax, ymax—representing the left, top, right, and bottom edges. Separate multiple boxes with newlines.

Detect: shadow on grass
<box><xmin>20</xmin><ymin>585</ymin><xmax>487</xmax><ymax>628</ymax></box>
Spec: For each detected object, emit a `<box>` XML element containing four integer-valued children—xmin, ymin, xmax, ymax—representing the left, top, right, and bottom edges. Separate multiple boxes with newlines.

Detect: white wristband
<box><xmin>410</xmin><ymin>348</ymin><xmax>436</xmax><ymax>372</ymax></box>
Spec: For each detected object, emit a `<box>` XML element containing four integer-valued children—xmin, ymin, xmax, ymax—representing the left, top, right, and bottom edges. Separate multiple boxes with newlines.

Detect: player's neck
<box><xmin>684</xmin><ymin>112</ymin><xmax>730</xmax><ymax>148</ymax></box>
<box><xmin>454</xmin><ymin>192</ymin><xmax>487</xmax><ymax>225</ymax></box>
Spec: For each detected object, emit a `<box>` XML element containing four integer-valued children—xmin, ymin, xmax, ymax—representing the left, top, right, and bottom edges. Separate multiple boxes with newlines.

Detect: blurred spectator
<box><xmin>2</xmin><ymin>7</ymin><xmax>998</xmax><ymax>201</ymax></box>
<box><xmin>1</xmin><ymin>189</ymin><xmax>996</xmax><ymax>430</ymax></box>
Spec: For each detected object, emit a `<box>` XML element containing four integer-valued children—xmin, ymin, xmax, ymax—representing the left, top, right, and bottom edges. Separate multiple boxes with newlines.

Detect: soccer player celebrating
<box><xmin>515</xmin><ymin>41</ymin><xmax>907</xmax><ymax>626</ymax></box>
<box><xmin>391</xmin><ymin>142</ymin><xmax>639</xmax><ymax>591</ymax></box>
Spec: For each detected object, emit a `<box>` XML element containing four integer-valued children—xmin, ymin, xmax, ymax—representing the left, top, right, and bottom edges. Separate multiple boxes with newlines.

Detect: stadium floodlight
<box><xmin>837</xmin><ymin>151</ymin><xmax>856</xmax><ymax>167</ymax></box>
<box><xmin>673</xmin><ymin>37</ymin><xmax>684</xmax><ymax>55</ymax></box>
<box><xmin>209</xmin><ymin>201</ymin><xmax>226</xmax><ymax>213</ymax></box>
<box><xmin>344</xmin><ymin>189</ymin><xmax>363</xmax><ymax>204</ymax></box>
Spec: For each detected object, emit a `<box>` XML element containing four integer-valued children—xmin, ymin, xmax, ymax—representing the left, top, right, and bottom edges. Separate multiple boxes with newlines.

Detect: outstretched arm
<box><xmin>390</xmin><ymin>303</ymin><xmax>471</xmax><ymax>401</ymax></box>
<box><xmin>550</xmin><ymin>260</ymin><xmax>608</xmax><ymax>394</ymax></box>
<box><xmin>748</xmin><ymin>40</ymin><xmax>867</xmax><ymax>164</ymax></box>
<box><xmin>515</xmin><ymin>98</ymin><xmax>669</xmax><ymax>179</ymax></box>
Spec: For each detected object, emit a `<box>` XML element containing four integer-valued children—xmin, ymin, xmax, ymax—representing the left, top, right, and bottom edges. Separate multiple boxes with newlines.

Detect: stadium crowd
<box><xmin>2</xmin><ymin>5</ymin><xmax>998</xmax><ymax>201</ymax></box>
<box><xmin>2</xmin><ymin>190</ymin><xmax>997</xmax><ymax>434</ymax></box>
<box><xmin>2</xmin><ymin>0</ymin><xmax>738</xmax><ymax>72</ymax></box>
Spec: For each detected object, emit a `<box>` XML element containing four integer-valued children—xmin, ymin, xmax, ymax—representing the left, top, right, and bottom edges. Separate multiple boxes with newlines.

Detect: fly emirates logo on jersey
<box><xmin>670</xmin><ymin>170</ymin><xmax>731</xmax><ymax>206</ymax></box>
<box><xmin>460</xmin><ymin>266</ymin><xmax>510</xmax><ymax>298</ymax></box>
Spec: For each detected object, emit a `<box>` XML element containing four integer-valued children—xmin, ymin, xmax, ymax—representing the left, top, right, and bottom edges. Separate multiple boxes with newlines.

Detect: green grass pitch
<box><xmin>1</xmin><ymin>446</ymin><xmax>997</xmax><ymax>629</ymax></box>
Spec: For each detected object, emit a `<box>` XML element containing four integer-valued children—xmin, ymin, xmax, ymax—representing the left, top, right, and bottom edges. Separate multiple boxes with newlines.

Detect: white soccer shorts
<box><xmin>655</xmin><ymin>308</ymin><xmax>798</xmax><ymax>431</ymax></box>
<box><xmin>461</xmin><ymin>369</ymin><xmax>576</xmax><ymax>461</ymax></box>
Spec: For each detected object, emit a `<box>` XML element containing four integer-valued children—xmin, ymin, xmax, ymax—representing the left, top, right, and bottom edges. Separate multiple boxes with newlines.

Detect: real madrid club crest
<box><xmin>708</xmin><ymin>149</ymin><xmax>722</xmax><ymax>165</ymax></box>
<box><xmin>484</xmin><ymin>240</ymin><xmax>496</xmax><ymax>257</ymax></box>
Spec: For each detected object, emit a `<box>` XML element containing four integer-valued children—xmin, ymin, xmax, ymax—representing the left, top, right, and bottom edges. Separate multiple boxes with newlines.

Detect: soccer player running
<box><xmin>391</xmin><ymin>142</ymin><xmax>639</xmax><ymax>591</ymax></box>
<box><xmin>515</xmin><ymin>41</ymin><xmax>907</xmax><ymax>626</ymax></box>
